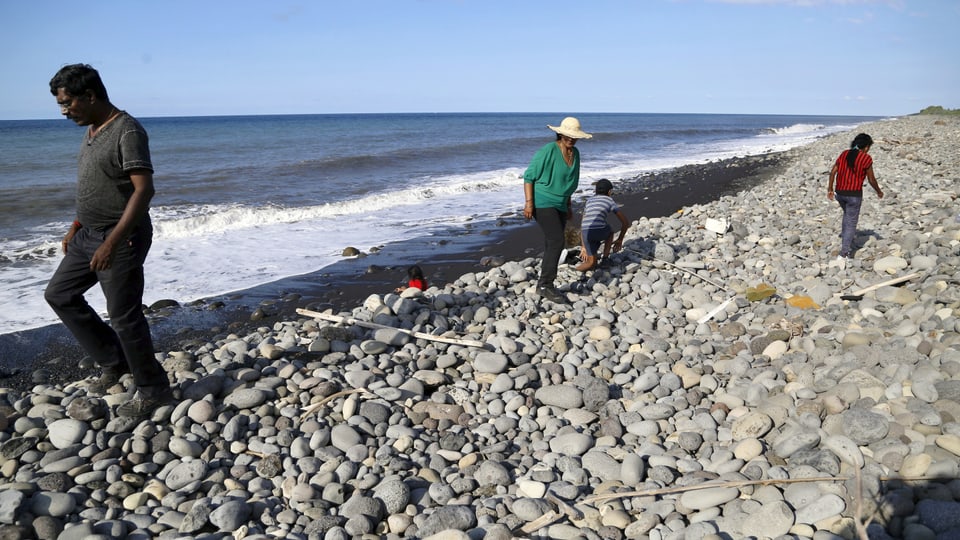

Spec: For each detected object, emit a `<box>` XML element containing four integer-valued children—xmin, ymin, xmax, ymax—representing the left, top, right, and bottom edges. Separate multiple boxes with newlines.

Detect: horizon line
<box><xmin>0</xmin><ymin>110</ymin><xmax>899</xmax><ymax>122</ymax></box>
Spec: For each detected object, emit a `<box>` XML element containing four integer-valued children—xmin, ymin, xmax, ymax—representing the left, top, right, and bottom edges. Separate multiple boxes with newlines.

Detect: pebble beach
<box><xmin>0</xmin><ymin>114</ymin><xmax>958</xmax><ymax>539</ymax></box>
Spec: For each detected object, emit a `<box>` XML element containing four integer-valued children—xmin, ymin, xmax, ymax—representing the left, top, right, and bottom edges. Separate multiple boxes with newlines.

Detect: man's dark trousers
<box><xmin>44</xmin><ymin>223</ymin><xmax>166</xmax><ymax>389</ymax></box>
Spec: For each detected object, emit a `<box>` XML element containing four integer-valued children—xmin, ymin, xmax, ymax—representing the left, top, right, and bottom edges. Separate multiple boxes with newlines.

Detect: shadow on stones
<box><xmin>851</xmin><ymin>228</ymin><xmax>884</xmax><ymax>258</ymax></box>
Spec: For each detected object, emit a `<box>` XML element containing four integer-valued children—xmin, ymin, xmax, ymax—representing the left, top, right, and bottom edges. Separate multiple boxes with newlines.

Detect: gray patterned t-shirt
<box><xmin>76</xmin><ymin>112</ymin><xmax>153</xmax><ymax>230</ymax></box>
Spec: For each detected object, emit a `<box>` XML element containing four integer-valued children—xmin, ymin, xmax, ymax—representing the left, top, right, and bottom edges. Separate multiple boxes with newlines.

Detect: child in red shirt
<box><xmin>396</xmin><ymin>265</ymin><xmax>427</xmax><ymax>292</ymax></box>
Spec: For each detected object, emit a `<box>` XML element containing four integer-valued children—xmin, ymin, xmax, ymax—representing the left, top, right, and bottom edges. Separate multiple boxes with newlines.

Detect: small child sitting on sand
<box><xmin>577</xmin><ymin>179</ymin><xmax>629</xmax><ymax>271</ymax></box>
<box><xmin>395</xmin><ymin>265</ymin><xmax>428</xmax><ymax>292</ymax></box>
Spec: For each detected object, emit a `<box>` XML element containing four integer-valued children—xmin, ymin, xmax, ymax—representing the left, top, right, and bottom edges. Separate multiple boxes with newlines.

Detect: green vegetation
<box><xmin>919</xmin><ymin>106</ymin><xmax>960</xmax><ymax>115</ymax></box>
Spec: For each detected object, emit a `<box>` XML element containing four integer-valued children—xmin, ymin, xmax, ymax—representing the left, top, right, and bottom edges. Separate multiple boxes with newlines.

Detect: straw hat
<box><xmin>548</xmin><ymin>117</ymin><xmax>593</xmax><ymax>139</ymax></box>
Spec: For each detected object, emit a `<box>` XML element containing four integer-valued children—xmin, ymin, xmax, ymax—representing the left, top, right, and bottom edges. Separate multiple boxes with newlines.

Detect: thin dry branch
<box><xmin>296</xmin><ymin>308</ymin><xmax>485</xmax><ymax>348</ymax></box>
<box><xmin>837</xmin><ymin>272</ymin><xmax>921</xmax><ymax>299</ymax></box>
<box><xmin>630</xmin><ymin>249</ymin><xmax>732</xmax><ymax>292</ymax></box>
<box><xmin>579</xmin><ymin>475</ymin><xmax>846</xmax><ymax>506</ymax></box>
<box><xmin>299</xmin><ymin>387</ymin><xmax>371</xmax><ymax>420</ymax></box>
<box><xmin>580</xmin><ymin>473</ymin><xmax>958</xmax><ymax>507</ymax></box>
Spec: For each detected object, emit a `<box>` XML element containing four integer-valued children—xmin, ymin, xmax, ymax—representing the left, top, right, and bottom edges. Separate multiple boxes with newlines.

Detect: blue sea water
<box><xmin>0</xmin><ymin>112</ymin><xmax>881</xmax><ymax>335</ymax></box>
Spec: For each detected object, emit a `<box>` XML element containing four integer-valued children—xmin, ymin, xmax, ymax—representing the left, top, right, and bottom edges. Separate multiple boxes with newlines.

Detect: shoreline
<box><xmin>0</xmin><ymin>150</ymin><xmax>790</xmax><ymax>393</ymax></box>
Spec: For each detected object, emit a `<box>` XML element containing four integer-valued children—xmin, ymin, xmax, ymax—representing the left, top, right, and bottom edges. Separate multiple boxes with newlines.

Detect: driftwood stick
<box><xmin>517</xmin><ymin>493</ymin><xmax>584</xmax><ymax>534</ymax></box>
<box><xmin>299</xmin><ymin>388</ymin><xmax>370</xmax><ymax>420</ymax></box>
<box><xmin>848</xmin><ymin>272</ymin><xmax>921</xmax><ymax>297</ymax></box>
<box><xmin>696</xmin><ymin>296</ymin><xmax>735</xmax><ymax>325</ymax></box>
<box><xmin>296</xmin><ymin>308</ymin><xmax>485</xmax><ymax>348</ymax></box>
<box><xmin>580</xmin><ymin>476</ymin><xmax>847</xmax><ymax>505</ymax></box>
<box><xmin>631</xmin><ymin>249</ymin><xmax>731</xmax><ymax>292</ymax></box>
<box><xmin>579</xmin><ymin>473</ymin><xmax>954</xmax><ymax>507</ymax></box>
<box><xmin>518</xmin><ymin>472</ymin><xmax>952</xmax><ymax>533</ymax></box>
<box><xmin>519</xmin><ymin>510</ymin><xmax>562</xmax><ymax>534</ymax></box>
<box><xmin>547</xmin><ymin>492</ymin><xmax>583</xmax><ymax>521</ymax></box>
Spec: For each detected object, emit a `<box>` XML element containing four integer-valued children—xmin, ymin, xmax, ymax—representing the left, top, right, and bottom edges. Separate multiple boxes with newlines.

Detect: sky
<box><xmin>2</xmin><ymin>0</ymin><xmax>957</xmax><ymax>120</ymax></box>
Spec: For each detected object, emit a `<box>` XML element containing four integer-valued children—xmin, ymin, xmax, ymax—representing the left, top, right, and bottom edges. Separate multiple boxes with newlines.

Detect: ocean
<box><xmin>0</xmin><ymin>112</ymin><xmax>882</xmax><ymax>336</ymax></box>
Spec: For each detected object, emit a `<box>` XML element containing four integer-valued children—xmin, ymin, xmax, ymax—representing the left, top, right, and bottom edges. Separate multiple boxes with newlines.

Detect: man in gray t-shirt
<box><xmin>44</xmin><ymin>64</ymin><xmax>172</xmax><ymax>418</ymax></box>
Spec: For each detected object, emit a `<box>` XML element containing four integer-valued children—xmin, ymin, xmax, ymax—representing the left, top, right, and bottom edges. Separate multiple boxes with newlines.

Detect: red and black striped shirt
<box><xmin>834</xmin><ymin>149</ymin><xmax>873</xmax><ymax>195</ymax></box>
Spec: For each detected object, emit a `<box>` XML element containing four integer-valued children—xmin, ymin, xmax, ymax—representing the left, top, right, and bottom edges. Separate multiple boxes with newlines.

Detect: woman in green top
<box><xmin>522</xmin><ymin>117</ymin><xmax>592</xmax><ymax>303</ymax></box>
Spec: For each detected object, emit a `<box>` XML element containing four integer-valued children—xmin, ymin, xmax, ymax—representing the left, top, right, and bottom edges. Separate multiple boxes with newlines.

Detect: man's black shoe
<box><xmin>117</xmin><ymin>386</ymin><xmax>174</xmax><ymax>418</ymax></box>
<box><xmin>86</xmin><ymin>366</ymin><xmax>128</xmax><ymax>396</ymax></box>
<box><xmin>538</xmin><ymin>286</ymin><xmax>567</xmax><ymax>303</ymax></box>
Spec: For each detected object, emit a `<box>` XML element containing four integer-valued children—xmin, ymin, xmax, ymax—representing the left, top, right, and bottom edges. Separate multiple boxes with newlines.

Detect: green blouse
<box><xmin>523</xmin><ymin>141</ymin><xmax>580</xmax><ymax>212</ymax></box>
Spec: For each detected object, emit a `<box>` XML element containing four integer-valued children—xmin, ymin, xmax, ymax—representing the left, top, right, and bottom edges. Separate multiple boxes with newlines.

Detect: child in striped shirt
<box><xmin>577</xmin><ymin>179</ymin><xmax>630</xmax><ymax>271</ymax></box>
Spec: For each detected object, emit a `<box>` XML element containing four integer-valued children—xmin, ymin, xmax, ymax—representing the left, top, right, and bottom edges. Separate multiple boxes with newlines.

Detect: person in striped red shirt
<box><xmin>826</xmin><ymin>133</ymin><xmax>884</xmax><ymax>258</ymax></box>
